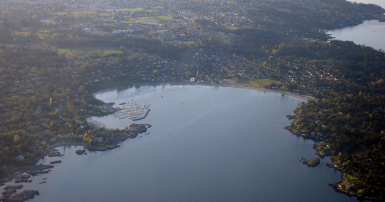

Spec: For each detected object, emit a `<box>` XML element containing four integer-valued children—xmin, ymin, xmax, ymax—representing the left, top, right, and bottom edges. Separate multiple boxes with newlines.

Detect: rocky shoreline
<box><xmin>284</xmin><ymin>126</ymin><xmax>324</xmax><ymax>141</ymax></box>
<box><xmin>313</xmin><ymin>144</ymin><xmax>331</xmax><ymax>158</ymax></box>
<box><xmin>285</xmin><ymin>125</ymin><xmax>382</xmax><ymax>201</ymax></box>
<box><xmin>87</xmin><ymin>144</ymin><xmax>120</xmax><ymax>151</ymax></box>
<box><xmin>0</xmin><ymin>165</ymin><xmax>52</xmax><ymax>202</ymax></box>
<box><xmin>0</xmin><ymin>123</ymin><xmax>151</xmax><ymax>202</ymax></box>
<box><xmin>332</xmin><ymin>182</ymin><xmax>383</xmax><ymax>202</ymax></box>
<box><xmin>1</xmin><ymin>190</ymin><xmax>39</xmax><ymax>202</ymax></box>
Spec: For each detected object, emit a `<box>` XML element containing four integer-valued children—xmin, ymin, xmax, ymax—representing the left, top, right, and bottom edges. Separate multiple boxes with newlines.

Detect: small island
<box><xmin>301</xmin><ymin>158</ymin><xmax>321</xmax><ymax>167</ymax></box>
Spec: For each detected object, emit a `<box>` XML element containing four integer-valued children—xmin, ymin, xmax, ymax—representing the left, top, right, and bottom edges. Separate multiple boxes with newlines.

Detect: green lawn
<box><xmin>121</xmin><ymin>8</ymin><xmax>143</xmax><ymax>12</ymax></box>
<box><xmin>136</xmin><ymin>17</ymin><xmax>159</xmax><ymax>24</ymax></box>
<box><xmin>227</xmin><ymin>26</ymin><xmax>239</xmax><ymax>30</ymax></box>
<box><xmin>57</xmin><ymin>46</ymin><xmax>122</xmax><ymax>58</ymax></box>
<box><xmin>122</xmin><ymin>17</ymin><xmax>136</xmax><ymax>24</ymax></box>
<box><xmin>98</xmin><ymin>13</ymin><xmax>112</xmax><ymax>17</ymax></box>
<box><xmin>158</xmin><ymin>16</ymin><xmax>172</xmax><ymax>20</ymax></box>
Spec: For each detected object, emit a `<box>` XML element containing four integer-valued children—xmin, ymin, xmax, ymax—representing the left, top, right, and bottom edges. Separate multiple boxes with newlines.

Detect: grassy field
<box><xmin>136</xmin><ymin>17</ymin><xmax>159</xmax><ymax>24</ymax></box>
<box><xmin>121</xmin><ymin>8</ymin><xmax>143</xmax><ymax>12</ymax></box>
<box><xmin>158</xmin><ymin>16</ymin><xmax>172</xmax><ymax>21</ymax></box>
<box><xmin>98</xmin><ymin>13</ymin><xmax>113</xmax><ymax>17</ymax></box>
<box><xmin>227</xmin><ymin>26</ymin><xmax>239</xmax><ymax>30</ymax></box>
<box><xmin>122</xmin><ymin>17</ymin><xmax>136</xmax><ymax>24</ymax></box>
<box><xmin>239</xmin><ymin>78</ymin><xmax>280</xmax><ymax>88</ymax></box>
<box><xmin>57</xmin><ymin>46</ymin><xmax>122</xmax><ymax>58</ymax></box>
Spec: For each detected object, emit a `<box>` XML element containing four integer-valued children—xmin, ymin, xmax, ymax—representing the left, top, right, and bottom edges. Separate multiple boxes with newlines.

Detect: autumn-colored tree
<box><xmin>14</xmin><ymin>135</ymin><xmax>20</xmax><ymax>144</ymax></box>
<box><xmin>83</xmin><ymin>132</ymin><xmax>88</xmax><ymax>142</ymax></box>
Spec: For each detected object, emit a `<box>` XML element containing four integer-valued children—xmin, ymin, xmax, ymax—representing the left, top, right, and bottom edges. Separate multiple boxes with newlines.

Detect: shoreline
<box><xmin>132</xmin><ymin>81</ymin><xmax>316</xmax><ymax>101</ymax></box>
<box><xmin>1</xmin><ymin>142</ymin><xmax>89</xmax><ymax>184</ymax></box>
<box><xmin>283</xmin><ymin>110</ymin><xmax>378</xmax><ymax>201</ymax></box>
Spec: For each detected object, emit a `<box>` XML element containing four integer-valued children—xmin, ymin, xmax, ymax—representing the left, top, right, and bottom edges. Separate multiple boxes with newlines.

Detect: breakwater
<box><xmin>133</xmin><ymin>109</ymin><xmax>151</xmax><ymax>121</ymax></box>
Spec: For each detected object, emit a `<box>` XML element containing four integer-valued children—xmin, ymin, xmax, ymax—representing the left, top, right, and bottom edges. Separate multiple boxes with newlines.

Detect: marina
<box><xmin>113</xmin><ymin>102</ymin><xmax>150</xmax><ymax>120</ymax></box>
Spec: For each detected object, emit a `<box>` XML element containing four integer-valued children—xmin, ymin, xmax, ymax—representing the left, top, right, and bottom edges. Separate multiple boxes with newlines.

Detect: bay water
<box><xmin>326</xmin><ymin>20</ymin><xmax>385</xmax><ymax>51</ymax></box>
<box><xmin>8</xmin><ymin>85</ymin><xmax>358</xmax><ymax>202</ymax></box>
<box><xmin>327</xmin><ymin>0</ymin><xmax>385</xmax><ymax>50</ymax></box>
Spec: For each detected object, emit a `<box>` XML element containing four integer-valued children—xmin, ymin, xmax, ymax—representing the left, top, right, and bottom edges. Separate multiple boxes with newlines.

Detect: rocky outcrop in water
<box><xmin>3</xmin><ymin>185</ymin><xmax>22</xmax><ymax>191</ymax></box>
<box><xmin>1</xmin><ymin>185</ymin><xmax>26</xmax><ymax>201</ymax></box>
<box><xmin>2</xmin><ymin>190</ymin><xmax>39</xmax><ymax>202</ymax></box>
<box><xmin>26</xmin><ymin>170</ymin><xmax>50</xmax><ymax>176</ymax></box>
<box><xmin>301</xmin><ymin>158</ymin><xmax>320</xmax><ymax>167</ymax></box>
<box><xmin>14</xmin><ymin>175</ymin><xmax>30</xmax><ymax>184</ymax></box>
<box><xmin>24</xmin><ymin>165</ymin><xmax>53</xmax><ymax>176</ymax></box>
<box><xmin>2</xmin><ymin>190</ymin><xmax>16</xmax><ymax>197</ymax></box>
<box><xmin>48</xmin><ymin>149</ymin><xmax>61</xmax><ymax>157</ymax></box>
<box><xmin>75</xmin><ymin>150</ymin><xmax>85</xmax><ymax>155</ymax></box>
<box><xmin>50</xmin><ymin>160</ymin><xmax>62</xmax><ymax>164</ymax></box>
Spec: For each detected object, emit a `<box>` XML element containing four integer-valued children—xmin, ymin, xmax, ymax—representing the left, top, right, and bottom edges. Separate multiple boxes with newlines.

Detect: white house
<box><xmin>15</xmin><ymin>155</ymin><xmax>24</xmax><ymax>161</ymax></box>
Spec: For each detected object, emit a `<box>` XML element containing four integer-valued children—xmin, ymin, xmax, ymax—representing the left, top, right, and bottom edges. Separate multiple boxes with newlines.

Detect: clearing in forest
<box><xmin>57</xmin><ymin>46</ymin><xmax>122</xmax><ymax>58</ymax></box>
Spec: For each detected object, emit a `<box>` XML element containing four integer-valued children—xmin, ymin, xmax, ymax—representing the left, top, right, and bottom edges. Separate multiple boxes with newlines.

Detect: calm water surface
<box><xmin>326</xmin><ymin>20</ymin><xmax>385</xmax><ymax>50</ymax></box>
<box><xmin>6</xmin><ymin>85</ymin><xmax>357</xmax><ymax>202</ymax></box>
<box><xmin>327</xmin><ymin>0</ymin><xmax>385</xmax><ymax>50</ymax></box>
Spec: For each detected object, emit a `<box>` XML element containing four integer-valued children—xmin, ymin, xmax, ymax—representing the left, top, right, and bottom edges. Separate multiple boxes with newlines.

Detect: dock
<box><xmin>113</xmin><ymin>102</ymin><xmax>149</xmax><ymax>119</ymax></box>
<box><xmin>133</xmin><ymin>109</ymin><xmax>151</xmax><ymax>121</ymax></box>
